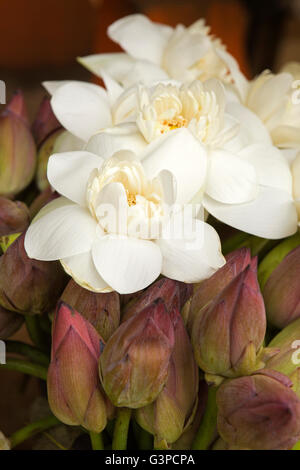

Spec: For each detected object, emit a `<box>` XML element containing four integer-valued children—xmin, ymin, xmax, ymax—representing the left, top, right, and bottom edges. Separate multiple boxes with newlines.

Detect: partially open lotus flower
<box><xmin>61</xmin><ymin>279</ymin><xmax>120</xmax><ymax>341</ymax></box>
<box><xmin>263</xmin><ymin>245</ymin><xmax>300</xmax><ymax>329</ymax></box>
<box><xmin>100</xmin><ymin>299</ymin><xmax>175</xmax><ymax>408</ymax></box>
<box><xmin>188</xmin><ymin>247</ymin><xmax>251</xmax><ymax>330</ymax></box>
<box><xmin>0</xmin><ymin>197</ymin><xmax>29</xmax><ymax>236</ymax></box>
<box><xmin>135</xmin><ymin>309</ymin><xmax>199</xmax><ymax>446</ymax></box>
<box><xmin>48</xmin><ymin>302</ymin><xmax>109</xmax><ymax>432</ymax></box>
<box><xmin>217</xmin><ymin>369</ymin><xmax>300</xmax><ymax>450</ymax></box>
<box><xmin>0</xmin><ymin>233</ymin><xmax>67</xmax><ymax>315</ymax></box>
<box><xmin>0</xmin><ymin>91</ymin><xmax>36</xmax><ymax>197</ymax></box>
<box><xmin>192</xmin><ymin>258</ymin><xmax>266</xmax><ymax>378</ymax></box>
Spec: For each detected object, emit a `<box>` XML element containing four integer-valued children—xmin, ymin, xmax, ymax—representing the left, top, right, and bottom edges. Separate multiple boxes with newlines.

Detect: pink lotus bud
<box><xmin>217</xmin><ymin>369</ymin><xmax>300</xmax><ymax>450</ymax></box>
<box><xmin>31</xmin><ymin>97</ymin><xmax>60</xmax><ymax>147</ymax></box>
<box><xmin>135</xmin><ymin>309</ymin><xmax>199</xmax><ymax>445</ymax></box>
<box><xmin>192</xmin><ymin>258</ymin><xmax>266</xmax><ymax>378</ymax></box>
<box><xmin>0</xmin><ymin>305</ymin><xmax>23</xmax><ymax>340</ymax></box>
<box><xmin>122</xmin><ymin>277</ymin><xmax>185</xmax><ymax>323</ymax></box>
<box><xmin>0</xmin><ymin>197</ymin><xmax>29</xmax><ymax>236</ymax></box>
<box><xmin>48</xmin><ymin>302</ymin><xmax>109</xmax><ymax>432</ymax></box>
<box><xmin>263</xmin><ymin>245</ymin><xmax>300</xmax><ymax>328</ymax></box>
<box><xmin>0</xmin><ymin>91</ymin><xmax>36</xmax><ymax>197</ymax></box>
<box><xmin>61</xmin><ymin>280</ymin><xmax>120</xmax><ymax>341</ymax></box>
<box><xmin>100</xmin><ymin>299</ymin><xmax>175</xmax><ymax>408</ymax></box>
<box><xmin>0</xmin><ymin>233</ymin><xmax>68</xmax><ymax>315</ymax></box>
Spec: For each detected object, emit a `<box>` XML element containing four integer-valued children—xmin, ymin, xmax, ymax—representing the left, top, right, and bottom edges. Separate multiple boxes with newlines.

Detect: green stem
<box><xmin>25</xmin><ymin>315</ymin><xmax>48</xmax><ymax>352</ymax></box>
<box><xmin>192</xmin><ymin>386</ymin><xmax>218</xmax><ymax>450</ymax></box>
<box><xmin>9</xmin><ymin>415</ymin><xmax>60</xmax><ymax>449</ymax></box>
<box><xmin>6</xmin><ymin>341</ymin><xmax>49</xmax><ymax>366</ymax></box>
<box><xmin>1</xmin><ymin>358</ymin><xmax>47</xmax><ymax>380</ymax></box>
<box><xmin>112</xmin><ymin>408</ymin><xmax>132</xmax><ymax>450</ymax></box>
<box><xmin>90</xmin><ymin>431</ymin><xmax>104</xmax><ymax>450</ymax></box>
<box><xmin>292</xmin><ymin>440</ymin><xmax>300</xmax><ymax>450</ymax></box>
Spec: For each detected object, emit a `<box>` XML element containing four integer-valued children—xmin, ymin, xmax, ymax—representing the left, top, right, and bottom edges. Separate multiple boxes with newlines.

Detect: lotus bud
<box><xmin>100</xmin><ymin>299</ymin><xmax>175</xmax><ymax>408</ymax></box>
<box><xmin>32</xmin><ymin>97</ymin><xmax>60</xmax><ymax>147</ymax></box>
<box><xmin>61</xmin><ymin>280</ymin><xmax>120</xmax><ymax>341</ymax></box>
<box><xmin>171</xmin><ymin>381</ymin><xmax>208</xmax><ymax>450</ymax></box>
<box><xmin>188</xmin><ymin>248</ymin><xmax>251</xmax><ymax>330</ymax></box>
<box><xmin>0</xmin><ymin>431</ymin><xmax>10</xmax><ymax>450</ymax></box>
<box><xmin>0</xmin><ymin>233</ymin><xmax>68</xmax><ymax>315</ymax></box>
<box><xmin>0</xmin><ymin>305</ymin><xmax>23</xmax><ymax>340</ymax></box>
<box><xmin>0</xmin><ymin>197</ymin><xmax>29</xmax><ymax>236</ymax></box>
<box><xmin>122</xmin><ymin>277</ymin><xmax>184</xmax><ymax>323</ymax></box>
<box><xmin>263</xmin><ymin>245</ymin><xmax>300</xmax><ymax>329</ymax></box>
<box><xmin>135</xmin><ymin>309</ymin><xmax>199</xmax><ymax>446</ymax></box>
<box><xmin>48</xmin><ymin>302</ymin><xmax>108</xmax><ymax>432</ymax></box>
<box><xmin>265</xmin><ymin>317</ymin><xmax>300</xmax><ymax>396</ymax></box>
<box><xmin>0</xmin><ymin>91</ymin><xmax>36</xmax><ymax>197</ymax></box>
<box><xmin>217</xmin><ymin>369</ymin><xmax>300</xmax><ymax>450</ymax></box>
<box><xmin>192</xmin><ymin>258</ymin><xmax>266</xmax><ymax>378</ymax></box>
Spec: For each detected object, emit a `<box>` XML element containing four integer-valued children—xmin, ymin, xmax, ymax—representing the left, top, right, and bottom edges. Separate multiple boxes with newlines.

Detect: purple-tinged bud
<box><xmin>100</xmin><ymin>300</ymin><xmax>175</xmax><ymax>408</ymax></box>
<box><xmin>217</xmin><ymin>369</ymin><xmax>300</xmax><ymax>450</ymax></box>
<box><xmin>192</xmin><ymin>258</ymin><xmax>266</xmax><ymax>378</ymax></box>
<box><xmin>265</xmin><ymin>317</ymin><xmax>300</xmax><ymax>396</ymax></box>
<box><xmin>122</xmin><ymin>277</ymin><xmax>183</xmax><ymax>323</ymax></box>
<box><xmin>0</xmin><ymin>305</ymin><xmax>23</xmax><ymax>340</ymax></box>
<box><xmin>263</xmin><ymin>245</ymin><xmax>300</xmax><ymax>329</ymax></box>
<box><xmin>0</xmin><ymin>91</ymin><xmax>36</xmax><ymax>197</ymax></box>
<box><xmin>188</xmin><ymin>248</ymin><xmax>251</xmax><ymax>330</ymax></box>
<box><xmin>29</xmin><ymin>188</ymin><xmax>58</xmax><ymax>220</ymax></box>
<box><xmin>0</xmin><ymin>233</ymin><xmax>68</xmax><ymax>315</ymax></box>
<box><xmin>61</xmin><ymin>280</ymin><xmax>120</xmax><ymax>341</ymax></box>
<box><xmin>135</xmin><ymin>309</ymin><xmax>199</xmax><ymax>446</ymax></box>
<box><xmin>48</xmin><ymin>302</ymin><xmax>108</xmax><ymax>432</ymax></box>
<box><xmin>31</xmin><ymin>97</ymin><xmax>60</xmax><ymax>147</ymax></box>
<box><xmin>0</xmin><ymin>197</ymin><xmax>29</xmax><ymax>236</ymax></box>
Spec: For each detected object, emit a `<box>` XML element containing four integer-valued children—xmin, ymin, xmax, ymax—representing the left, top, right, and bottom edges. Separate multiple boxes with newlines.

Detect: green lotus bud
<box><xmin>0</xmin><ymin>305</ymin><xmax>23</xmax><ymax>340</ymax></box>
<box><xmin>265</xmin><ymin>317</ymin><xmax>300</xmax><ymax>396</ymax></box>
<box><xmin>0</xmin><ymin>197</ymin><xmax>29</xmax><ymax>237</ymax></box>
<box><xmin>0</xmin><ymin>233</ymin><xmax>68</xmax><ymax>315</ymax></box>
<box><xmin>188</xmin><ymin>248</ymin><xmax>251</xmax><ymax>331</ymax></box>
<box><xmin>0</xmin><ymin>91</ymin><xmax>36</xmax><ymax>197</ymax></box>
<box><xmin>122</xmin><ymin>277</ymin><xmax>190</xmax><ymax>323</ymax></box>
<box><xmin>217</xmin><ymin>369</ymin><xmax>300</xmax><ymax>450</ymax></box>
<box><xmin>48</xmin><ymin>302</ymin><xmax>109</xmax><ymax>432</ymax></box>
<box><xmin>36</xmin><ymin>128</ymin><xmax>63</xmax><ymax>192</ymax></box>
<box><xmin>192</xmin><ymin>258</ymin><xmax>266</xmax><ymax>378</ymax></box>
<box><xmin>135</xmin><ymin>309</ymin><xmax>199</xmax><ymax>446</ymax></box>
<box><xmin>61</xmin><ymin>279</ymin><xmax>120</xmax><ymax>341</ymax></box>
<box><xmin>263</xmin><ymin>245</ymin><xmax>300</xmax><ymax>329</ymax></box>
<box><xmin>0</xmin><ymin>431</ymin><xmax>10</xmax><ymax>450</ymax></box>
<box><xmin>100</xmin><ymin>300</ymin><xmax>175</xmax><ymax>408</ymax></box>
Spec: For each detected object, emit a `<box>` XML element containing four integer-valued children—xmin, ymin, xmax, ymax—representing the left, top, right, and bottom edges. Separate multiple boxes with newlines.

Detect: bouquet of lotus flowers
<box><xmin>1</xmin><ymin>14</ymin><xmax>300</xmax><ymax>452</ymax></box>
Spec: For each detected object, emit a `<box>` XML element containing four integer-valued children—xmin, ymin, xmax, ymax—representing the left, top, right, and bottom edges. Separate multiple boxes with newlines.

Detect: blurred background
<box><xmin>1</xmin><ymin>0</ymin><xmax>300</xmax><ymax>448</ymax></box>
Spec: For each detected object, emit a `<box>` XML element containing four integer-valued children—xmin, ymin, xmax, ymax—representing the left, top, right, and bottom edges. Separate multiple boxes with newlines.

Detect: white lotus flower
<box><xmin>230</xmin><ymin>64</ymin><xmax>300</xmax><ymax>151</ymax></box>
<box><xmin>79</xmin><ymin>14</ymin><xmax>247</xmax><ymax>92</ymax></box>
<box><xmin>87</xmin><ymin>80</ymin><xmax>298</xmax><ymax>239</ymax></box>
<box><xmin>24</xmin><ymin>150</ymin><xmax>224</xmax><ymax>294</ymax></box>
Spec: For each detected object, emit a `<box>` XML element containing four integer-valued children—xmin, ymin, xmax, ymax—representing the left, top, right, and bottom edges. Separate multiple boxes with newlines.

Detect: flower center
<box><xmin>159</xmin><ymin>116</ymin><xmax>188</xmax><ymax>134</ymax></box>
<box><xmin>126</xmin><ymin>189</ymin><xmax>137</xmax><ymax>206</ymax></box>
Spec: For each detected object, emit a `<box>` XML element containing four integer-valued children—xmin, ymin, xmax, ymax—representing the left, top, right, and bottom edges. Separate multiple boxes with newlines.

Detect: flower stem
<box><xmin>9</xmin><ymin>415</ymin><xmax>60</xmax><ymax>449</ymax></box>
<box><xmin>192</xmin><ymin>385</ymin><xmax>218</xmax><ymax>450</ymax></box>
<box><xmin>6</xmin><ymin>340</ymin><xmax>49</xmax><ymax>366</ymax></box>
<box><xmin>90</xmin><ymin>431</ymin><xmax>104</xmax><ymax>450</ymax></box>
<box><xmin>112</xmin><ymin>408</ymin><xmax>132</xmax><ymax>450</ymax></box>
<box><xmin>1</xmin><ymin>358</ymin><xmax>48</xmax><ymax>380</ymax></box>
<box><xmin>292</xmin><ymin>440</ymin><xmax>300</xmax><ymax>450</ymax></box>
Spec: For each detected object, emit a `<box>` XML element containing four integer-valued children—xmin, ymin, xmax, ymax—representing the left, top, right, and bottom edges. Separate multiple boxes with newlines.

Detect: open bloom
<box><xmin>87</xmin><ymin>79</ymin><xmax>298</xmax><ymax>239</ymax></box>
<box><xmin>24</xmin><ymin>149</ymin><xmax>224</xmax><ymax>294</ymax></box>
<box><xmin>79</xmin><ymin>14</ymin><xmax>246</xmax><ymax>91</ymax></box>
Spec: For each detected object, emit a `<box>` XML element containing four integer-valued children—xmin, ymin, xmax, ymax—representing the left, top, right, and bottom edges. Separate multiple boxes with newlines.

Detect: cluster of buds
<box><xmin>190</xmin><ymin>248</ymin><xmax>266</xmax><ymax>380</ymax></box>
<box><xmin>47</xmin><ymin>302</ymin><xmax>112</xmax><ymax>432</ymax></box>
